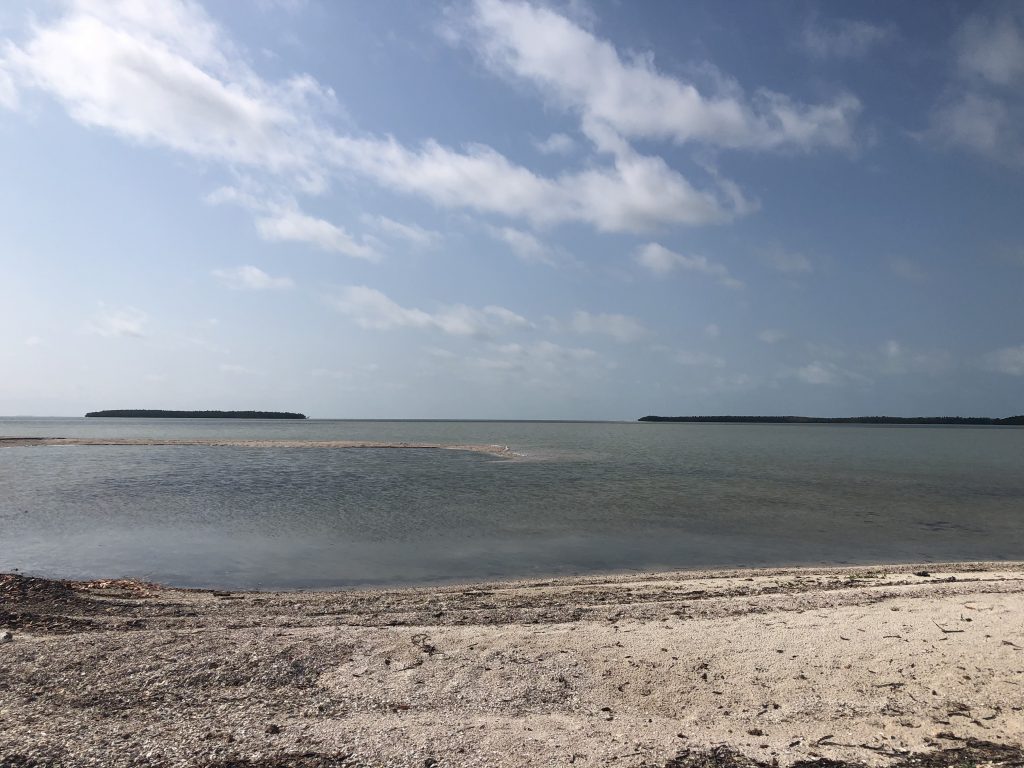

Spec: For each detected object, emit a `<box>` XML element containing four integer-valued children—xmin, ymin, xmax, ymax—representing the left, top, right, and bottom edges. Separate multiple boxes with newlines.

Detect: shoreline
<box><xmin>2</xmin><ymin>562</ymin><xmax>1022</xmax><ymax>767</ymax></box>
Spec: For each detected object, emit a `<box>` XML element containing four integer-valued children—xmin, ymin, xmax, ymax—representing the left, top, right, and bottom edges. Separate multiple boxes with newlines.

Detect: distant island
<box><xmin>639</xmin><ymin>415</ymin><xmax>1024</xmax><ymax>425</ymax></box>
<box><xmin>85</xmin><ymin>410</ymin><xmax>307</xmax><ymax>419</ymax></box>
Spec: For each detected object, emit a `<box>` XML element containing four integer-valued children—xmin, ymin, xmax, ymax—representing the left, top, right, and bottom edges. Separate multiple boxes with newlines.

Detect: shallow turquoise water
<box><xmin>1</xmin><ymin>418</ymin><xmax>1022</xmax><ymax>588</ymax></box>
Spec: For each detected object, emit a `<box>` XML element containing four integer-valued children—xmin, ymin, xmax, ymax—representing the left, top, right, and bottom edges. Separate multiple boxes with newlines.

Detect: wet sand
<box><xmin>1</xmin><ymin>562</ymin><xmax>1022</xmax><ymax>767</ymax></box>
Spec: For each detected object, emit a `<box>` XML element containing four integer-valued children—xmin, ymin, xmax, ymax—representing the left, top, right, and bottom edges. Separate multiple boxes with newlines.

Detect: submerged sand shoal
<box><xmin>1</xmin><ymin>563</ymin><xmax>1022</xmax><ymax>767</ymax></box>
<box><xmin>0</xmin><ymin>436</ymin><xmax>515</xmax><ymax>457</ymax></box>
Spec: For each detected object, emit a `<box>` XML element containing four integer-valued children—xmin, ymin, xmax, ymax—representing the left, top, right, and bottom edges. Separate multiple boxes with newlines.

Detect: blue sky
<box><xmin>1</xmin><ymin>0</ymin><xmax>1022</xmax><ymax>419</ymax></box>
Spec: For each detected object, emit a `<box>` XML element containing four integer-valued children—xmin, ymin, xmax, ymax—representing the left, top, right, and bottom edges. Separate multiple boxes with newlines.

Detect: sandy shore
<box><xmin>1</xmin><ymin>563</ymin><xmax>1022</xmax><ymax>767</ymax></box>
<box><xmin>0</xmin><ymin>437</ymin><xmax>516</xmax><ymax>457</ymax></box>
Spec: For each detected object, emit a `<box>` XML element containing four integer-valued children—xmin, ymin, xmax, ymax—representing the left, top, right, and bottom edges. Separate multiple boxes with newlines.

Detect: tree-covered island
<box><xmin>85</xmin><ymin>410</ymin><xmax>307</xmax><ymax>419</ymax></box>
<box><xmin>639</xmin><ymin>415</ymin><xmax>1024</xmax><ymax>425</ymax></box>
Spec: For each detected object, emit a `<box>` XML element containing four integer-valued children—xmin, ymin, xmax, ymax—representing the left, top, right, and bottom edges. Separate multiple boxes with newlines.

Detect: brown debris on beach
<box><xmin>1</xmin><ymin>563</ymin><xmax>1022</xmax><ymax>767</ymax></box>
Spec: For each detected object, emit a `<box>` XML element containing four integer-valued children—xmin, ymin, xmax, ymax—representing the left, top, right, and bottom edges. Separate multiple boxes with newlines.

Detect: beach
<box><xmin>2</xmin><ymin>562</ymin><xmax>1022</xmax><ymax>767</ymax></box>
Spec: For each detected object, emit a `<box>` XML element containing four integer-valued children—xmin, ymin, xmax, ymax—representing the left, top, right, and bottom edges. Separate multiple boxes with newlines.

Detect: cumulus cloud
<box><xmin>928</xmin><ymin>8</ymin><xmax>1024</xmax><ymax>166</ymax></box>
<box><xmin>570</xmin><ymin>310</ymin><xmax>647</xmax><ymax>342</ymax></box>
<box><xmin>956</xmin><ymin>11</ymin><xmax>1024</xmax><ymax>86</ymax></box>
<box><xmin>802</xmin><ymin>17</ymin><xmax>896</xmax><ymax>60</ymax></box>
<box><xmin>983</xmin><ymin>345</ymin><xmax>1024</xmax><ymax>375</ymax></box>
<box><xmin>462</xmin><ymin>0</ymin><xmax>860</xmax><ymax>151</ymax></box>
<box><xmin>1</xmin><ymin>0</ymin><xmax>752</xmax><ymax>235</ymax></box>
<box><xmin>534</xmin><ymin>132</ymin><xmax>575</xmax><ymax>154</ymax></box>
<box><xmin>212</xmin><ymin>265</ymin><xmax>294</xmax><ymax>290</ymax></box>
<box><xmin>330</xmin><ymin>286</ymin><xmax>531</xmax><ymax>337</ymax></box>
<box><xmin>634</xmin><ymin>242</ymin><xmax>742</xmax><ymax>288</ymax></box>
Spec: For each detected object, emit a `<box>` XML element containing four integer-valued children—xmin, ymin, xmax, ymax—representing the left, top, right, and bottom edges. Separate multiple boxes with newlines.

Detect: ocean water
<box><xmin>1</xmin><ymin>418</ymin><xmax>1022</xmax><ymax>589</ymax></box>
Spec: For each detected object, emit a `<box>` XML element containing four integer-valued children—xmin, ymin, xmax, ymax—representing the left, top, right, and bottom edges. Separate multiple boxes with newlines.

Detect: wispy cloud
<box><xmin>570</xmin><ymin>310</ymin><xmax>647</xmax><ymax>342</ymax></box>
<box><xmin>255</xmin><ymin>208</ymin><xmax>379</xmax><ymax>260</ymax></box>
<box><xmin>761</xmin><ymin>248</ymin><xmax>812</xmax><ymax>274</ymax></box>
<box><xmin>796</xmin><ymin>360</ymin><xmax>871</xmax><ymax>386</ymax></box>
<box><xmin>330</xmin><ymin>285</ymin><xmax>530</xmax><ymax>337</ymax></box>
<box><xmin>462</xmin><ymin>0</ymin><xmax>861</xmax><ymax>151</ymax></box>
<box><xmin>802</xmin><ymin>17</ymin><xmax>896</xmax><ymax>60</ymax></box>
<box><xmin>361</xmin><ymin>214</ymin><xmax>442</xmax><ymax>249</ymax></box>
<box><xmin>674</xmin><ymin>350</ymin><xmax>725</xmax><ymax>368</ymax></box>
<box><xmin>758</xmin><ymin>329</ymin><xmax>787</xmax><ymax>344</ymax></box>
<box><xmin>212</xmin><ymin>265</ymin><xmax>294</xmax><ymax>290</ymax></box>
<box><xmin>486</xmin><ymin>225</ymin><xmax>561</xmax><ymax>266</ymax></box>
<box><xmin>889</xmin><ymin>257</ymin><xmax>927</xmax><ymax>282</ymax></box>
<box><xmin>983</xmin><ymin>345</ymin><xmax>1024</xmax><ymax>375</ymax></box>
<box><xmin>635</xmin><ymin>243</ymin><xmax>742</xmax><ymax>288</ymax></box>
<box><xmin>85</xmin><ymin>306</ymin><xmax>148</xmax><ymax>338</ymax></box>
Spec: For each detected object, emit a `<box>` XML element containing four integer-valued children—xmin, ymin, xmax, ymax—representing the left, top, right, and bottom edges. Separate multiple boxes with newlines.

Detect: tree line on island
<box><xmin>85</xmin><ymin>410</ymin><xmax>307</xmax><ymax>419</ymax></box>
<box><xmin>639</xmin><ymin>415</ymin><xmax>1024</xmax><ymax>425</ymax></box>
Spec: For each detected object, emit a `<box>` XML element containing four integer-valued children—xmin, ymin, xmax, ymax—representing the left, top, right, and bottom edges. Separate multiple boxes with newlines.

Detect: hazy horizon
<box><xmin>2</xmin><ymin>1</ymin><xmax>1023</xmax><ymax>420</ymax></box>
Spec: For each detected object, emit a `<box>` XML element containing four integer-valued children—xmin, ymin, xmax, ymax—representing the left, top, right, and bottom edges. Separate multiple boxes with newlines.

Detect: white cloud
<box><xmin>762</xmin><ymin>248</ymin><xmax>812</xmax><ymax>274</ymax></box>
<box><xmin>534</xmin><ymin>132</ymin><xmax>575</xmax><ymax>154</ymax></box>
<box><xmin>758</xmin><ymin>329</ymin><xmax>786</xmax><ymax>344</ymax></box>
<box><xmin>635</xmin><ymin>242</ymin><xmax>743</xmax><ymax>288</ymax></box>
<box><xmin>983</xmin><ymin>345</ymin><xmax>1024</xmax><ymax>376</ymax></box>
<box><xmin>255</xmin><ymin>208</ymin><xmax>378</xmax><ymax>260</ymax></box>
<box><xmin>930</xmin><ymin>92</ymin><xmax>1017</xmax><ymax>160</ymax></box>
<box><xmin>3</xmin><ymin>0</ymin><xmax>746</xmax><ymax>242</ymax></box>
<box><xmin>330</xmin><ymin>285</ymin><xmax>530</xmax><ymax>337</ymax></box>
<box><xmin>957</xmin><ymin>12</ymin><xmax>1024</xmax><ymax>86</ymax></box>
<box><xmin>24</xmin><ymin>335</ymin><xmax>42</xmax><ymax>346</ymax></box>
<box><xmin>361</xmin><ymin>214</ymin><xmax>441</xmax><ymax>249</ymax></box>
<box><xmin>463</xmin><ymin>0</ymin><xmax>860</xmax><ymax>151</ymax></box>
<box><xmin>4</xmin><ymin>1</ymin><xmax>332</xmax><ymax>184</ymax></box>
<box><xmin>796</xmin><ymin>360</ymin><xmax>871</xmax><ymax>386</ymax></box>
<box><xmin>797</xmin><ymin>361</ymin><xmax>840</xmax><ymax>385</ymax></box>
<box><xmin>876</xmin><ymin>340</ymin><xmax>951</xmax><ymax>376</ymax></box>
<box><xmin>802</xmin><ymin>17</ymin><xmax>896</xmax><ymax>60</ymax></box>
<box><xmin>928</xmin><ymin>8</ymin><xmax>1024</xmax><ymax>166</ymax></box>
<box><xmin>330</xmin><ymin>133</ymin><xmax>744</xmax><ymax>231</ymax></box>
<box><xmin>469</xmin><ymin>340</ymin><xmax>603</xmax><ymax>381</ymax></box>
<box><xmin>212</xmin><ymin>265</ymin><xmax>293</xmax><ymax>290</ymax></box>
<box><xmin>487</xmin><ymin>225</ymin><xmax>559</xmax><ymax>265</ymax></box>
<box><xmin>570</xmin><ymin>310</ymin><xmax>646</xmax><ymax>342</ymax></box>
<box><xmin>0</xmin><ymin>59</ymin><xmax>17</xmax><ymax>109</ymax></box>
<box><xmin>86</xmin><ymin>306</ymin><xmax>148</xmax><ymax>338</ymax></box>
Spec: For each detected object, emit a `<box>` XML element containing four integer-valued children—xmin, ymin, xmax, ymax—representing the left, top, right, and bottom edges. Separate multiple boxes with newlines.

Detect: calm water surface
<box><xmin>1</xmin><ymin>418</ymin><xmax>1022</xmax><ymax>588</ymax></box>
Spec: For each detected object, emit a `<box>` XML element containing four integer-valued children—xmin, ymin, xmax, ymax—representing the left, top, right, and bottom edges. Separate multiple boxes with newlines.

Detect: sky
<box><xmin>1</xmin><ymin>0</ymin><xmax>1023</xmax><ymax>420</ymax></box>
